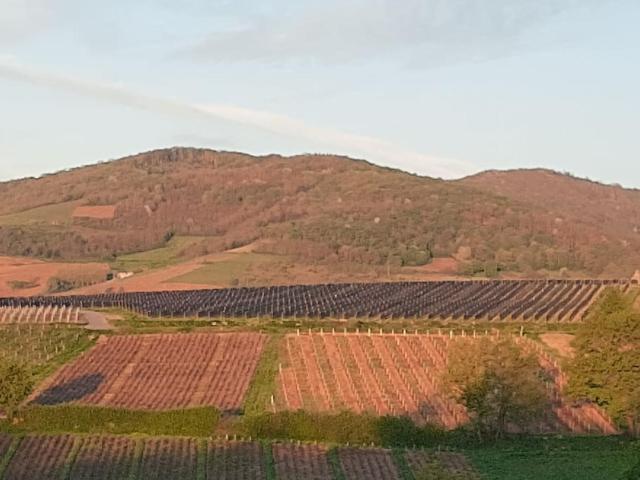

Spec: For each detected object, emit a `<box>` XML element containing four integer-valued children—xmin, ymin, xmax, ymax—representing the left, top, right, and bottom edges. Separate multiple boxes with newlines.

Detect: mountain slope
<box><xmin>460</xmin><ymin>169</ymin><xmax>640</xmax><ymax>276</ymax></box>
<box><xmin>0</xmin><ymin>148</ymin><xmax>638</xmax><ymax>280</ymax></box>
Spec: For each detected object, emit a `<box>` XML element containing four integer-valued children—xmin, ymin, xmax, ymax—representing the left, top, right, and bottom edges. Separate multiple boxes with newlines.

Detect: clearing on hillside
<box><xmin>72</xmin><ymin>205</ymin><xmax>116</xmax><ymax>219</ymax></box>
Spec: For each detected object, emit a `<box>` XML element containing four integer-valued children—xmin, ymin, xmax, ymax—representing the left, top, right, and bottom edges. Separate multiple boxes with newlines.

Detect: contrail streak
<box><xmin>0</xmin><ymin>60</ymin><xmax>475</xmax><ymax>178</ymax></box>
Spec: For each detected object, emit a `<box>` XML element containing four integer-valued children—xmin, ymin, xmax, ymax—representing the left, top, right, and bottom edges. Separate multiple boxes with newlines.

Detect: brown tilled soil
<box><xmin>32</xmin><ymin>332</ymin><xmax>267</xmax><ymax>411</ymax></box>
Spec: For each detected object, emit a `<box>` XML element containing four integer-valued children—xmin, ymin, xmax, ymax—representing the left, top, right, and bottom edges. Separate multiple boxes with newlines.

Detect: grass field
<box><xmin>467</xmin><ymin>437</ymin><xmax>639</xmax><ymax>480</ymax></box>
<box><xmin>0</xmin><ymin>201</ymin><xmax>78</xmax><ymax>226</ymax></box>
<box><xmin>110</xmin><ymin>236</ymin><xmax>209</xmax><ymax>272</ymax></box>
<box><xmin>0</xmin><ymin>324</ymin><xmax>94</xmax><ymax>381</ymax></box>
<box><xmin>168</xmin><ymin>252</ymin><xmax>284</xmax><ymax>286</ymax></box>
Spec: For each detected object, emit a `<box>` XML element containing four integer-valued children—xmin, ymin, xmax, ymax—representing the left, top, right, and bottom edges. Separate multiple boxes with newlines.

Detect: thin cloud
<box><xmin>0</xmin><ymin>0</ymin><xmax>54</xmax><ymax>45</ymax></box>
<box><xmin>0</xmin><ymin>60</ymin><xmax>474</xmax><ymax>178</ymax></box>
<box><xmin>185</xmin><ymin>0</ymin><xmax>606</xmax><ymax>66</ymax></box>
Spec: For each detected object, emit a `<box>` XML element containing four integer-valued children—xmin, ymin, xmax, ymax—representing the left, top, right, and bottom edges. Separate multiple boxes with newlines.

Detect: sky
<box><xmin>0</xmin><ymin>0</ymin><xmax>639</xmax><ymax>186</ymax></box>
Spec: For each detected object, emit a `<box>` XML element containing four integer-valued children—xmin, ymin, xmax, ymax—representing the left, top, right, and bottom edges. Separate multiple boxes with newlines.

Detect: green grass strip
<box><xmin>3</xmin><ymin>405</ymin><xmax>219</xmax><ymax>437</ymax></box>
<box><xmin>392</xmin><ymin>449</ymin><xmax>416</xmax><ymax>480</ymax></box>
<box><xmin>328</xmin><ymin>447</ymin><xmax>347</xmax><ymax>480</ymax></box>
<box><xmin>196</xmin><ymin>438</ymin><xmax>207</xmax><ymax>480</ymax></box>
<box><xmin>128</xmin><ymin>437</ymin><xmax>144</xmax><ymax>480</ymax></box>
<box><xmin>0</xmin><ymin>435</ymin><xmax>22</xmax><ymax>480</ymax></box>
<box><xmin>263</xmin><ymin>441</ymin><xmax>277</xmax><ymax>480</ymax></box>
<box><xmin>243</xmin><ymin>335</ymin><xmax>282</xmax><ymax>416</ymax></box>
<box><xmin>60</xmin><ymin>435</ymin><xmax>83</xmax><ymax>480</ymax></box>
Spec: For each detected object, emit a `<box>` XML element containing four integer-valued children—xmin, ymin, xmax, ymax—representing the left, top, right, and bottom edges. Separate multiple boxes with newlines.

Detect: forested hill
<box><xmin>1</xmin><ymin>147</ymin><xmax>639</xmax><ymax>277</ymax></box>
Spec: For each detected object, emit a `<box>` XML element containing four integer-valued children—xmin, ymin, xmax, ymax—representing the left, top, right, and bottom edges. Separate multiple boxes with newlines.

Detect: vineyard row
<box><xmin>0</xmin><ymin>434</ymin><xmax>478</xmax><ymax>480</ymax></box>
<box><xmin>0</xmin><ymin>279</ymin><xmax>630</xmax><ymax>322</ymax></box>
<box><xmin>275</xmin><ymin>332</ymin><xmax>618</xmax><ymax>435</ymax></box>
<box><xmin>32</xmin><ymin>332</ymin><xmax>267</xmax><ymax>412</ymax></box>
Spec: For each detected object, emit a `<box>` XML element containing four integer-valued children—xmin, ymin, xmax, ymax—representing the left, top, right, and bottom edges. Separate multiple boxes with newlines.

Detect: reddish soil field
<box><xmin>273</xmin><ymin>443</ymin><xmax>333</xmax><ymax>480</ymax></box>
<box><xmin>33</xmin><ymin>332</ymin><xmax>267</xmax><ymax>411</ymax></box>
<box><xmin>276</xmin><ymin>333</ymin><xmax>467</xmax><ymax>429</ymax></box>
<box><xmin>276</xmin><ymin>332</ymin><xmax>617</xmax><ymax>435</ymax></box>
<box><xmin>70</xmin><ymin>436</ymin><xmax>138</xmax><ymax>480</ymax></box>
<box><xmin>2</xmin><ymin>434</ymin><xmax>76</xmax><ymax>480</ymax></box>
<box><xmin>339</xmin><ymin>448</ymin><xmax>401</xmax><ymax>480</ymax></box>
<box><xmin>208</xmin><ymin>440</ymin><xmax>267</xmax><ymax>479</ymax></box>
<box><xmin>139</xmin><ymin>437</ymin><xmax>197</xmax><ymax>480</ymax></box>
<box><xmin>0</xmin><ymin>256</ymin><xmax>109</xmax><ymax>297</ymax></box>
<box><xmin>72</xmin><ymin>205</ymin><xmax>116</xmax><ymax>219</ymax></box>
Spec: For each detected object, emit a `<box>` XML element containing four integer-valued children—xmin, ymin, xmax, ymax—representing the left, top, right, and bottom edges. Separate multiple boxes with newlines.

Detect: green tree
<box><xmin>445</xmin><ymin>337</ymin><xmax>548</xmax><ymax>440</ymax></box>
<box><xmin>566</xmin><ymin>288</ymin><xmax>640</xmax><ymax>429</ymax></box>
<box><xmin>0</xmin><ymin>361</ymin><xmax>33</xmax><ymax>421</ymax></box>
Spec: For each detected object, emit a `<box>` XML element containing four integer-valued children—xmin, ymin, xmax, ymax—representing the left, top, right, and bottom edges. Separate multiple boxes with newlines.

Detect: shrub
<box><xmin>4</xmin><ymin>405</ymin><xmax>219</xmax><ymax>437</ymax></box>
<box><xmin>242</xmin><ymin>411</ymin><xmax>444</xmax><ymax>447</ymax></box>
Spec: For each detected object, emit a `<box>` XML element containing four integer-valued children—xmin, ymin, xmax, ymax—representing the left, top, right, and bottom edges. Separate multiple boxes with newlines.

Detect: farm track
<box><xmin>0</xmin><ymin>435</ymin><xmax>478</xmax><ymax>480</ymax></box>
<box><xmin>276</xmin><ymin>332</ymin><xmax>617</xmax><ymax>435</ymax></box>
<box><xmin>1</xmin><ymin>279</ymin><xmax>630</xmax><ymax>322</ymax></box>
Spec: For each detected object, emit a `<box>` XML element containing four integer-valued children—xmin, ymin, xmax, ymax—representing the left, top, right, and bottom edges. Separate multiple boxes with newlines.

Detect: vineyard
<box><xmin>0</xmin><ymin>305</ymin><xmax>84</xmax><ymax>325</ymax></box>
<box><xmin>274</xmin><ymin>332</ymin><xmax>618</xmax><ymax>435</ymax></box>
<box><xmin>1</xmin><ymin>279</ymin><xmax>629</xmax><ymax>321</ymax></box>
<box><xmin>0</xmin><ymin>324</ymin><xmax>91</xmax><ymax>372</ymax></box>
<box><xmin>32</xmin><ymin>333</ymin><xmax>267</xmax><ymax>412</ymax></box>
<box><xmin>0</xmin><ymin>434</ymin><xmax>478</xmax><ymax>480</ymax></box>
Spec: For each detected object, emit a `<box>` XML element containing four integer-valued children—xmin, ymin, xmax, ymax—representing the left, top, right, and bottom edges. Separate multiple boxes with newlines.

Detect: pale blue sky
<box><xmin>1</xmin><ymin>0</ymin><xmax>638</xmax><ymax>186</ymax></box>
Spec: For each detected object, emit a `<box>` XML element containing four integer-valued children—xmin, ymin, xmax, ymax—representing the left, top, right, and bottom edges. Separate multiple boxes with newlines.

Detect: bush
<box><xmin>0</xmin><ymin>361</ymin><xmax>33</xmax><ymax>421</ymax></box>
<box><xmin>242</xmin><ymin>411</ymin><xmax>444</xmax><ymax>447</ymax></box>
<box><xmin>567</xmin><ymin>288</ymin><xmax>640</xmax><ymax>427</ymax></box>
<box><xmin>446</xmin><ymin>338</ymin><xmax>548</xmax><ymax>440</ymax></box>
<box><xmin>3</xmin><ymin>405</ymin><xmax>219</xmax><ymax>437</ymax></box>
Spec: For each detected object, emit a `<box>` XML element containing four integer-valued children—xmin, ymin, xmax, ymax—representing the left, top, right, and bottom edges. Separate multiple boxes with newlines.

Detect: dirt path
<box><xmin>540</xmin><ymin>333</ymin><xmax>575</xmax><ymax>358</ymax></box>
<box><xmin>83</xmin><ymin>311</ymin><xmax>115</xmax><ymax>331</ymax></box>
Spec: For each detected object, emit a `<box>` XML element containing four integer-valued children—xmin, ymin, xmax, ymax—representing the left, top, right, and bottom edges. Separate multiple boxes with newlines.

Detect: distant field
<box><xmin>0</xmin><ymin>201</ymin><xmax>78</xmax><ymax>226</ymax></box>
<box><xmin>167</xmin><ymin>252</ymin><xmax>283</xmax><ymax>286</ymax></box>
<box><xmin>110</xmin><ymin>236</ymin><xmax>209</xmax><ymax>272</ymax></box>
<box><xmin>0</xmin><ymin>256</ymin><xmax>110</xmax><ymax>297</ymax></box>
